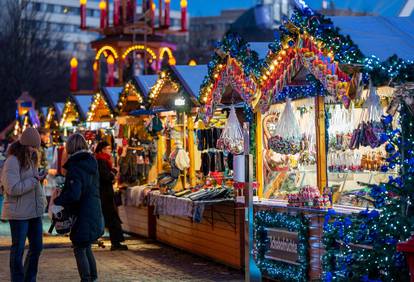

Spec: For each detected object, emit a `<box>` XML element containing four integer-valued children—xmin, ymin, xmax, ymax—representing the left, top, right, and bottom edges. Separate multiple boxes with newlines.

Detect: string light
<box><xmin>95</xmin><ymin>45</ymin><xmax>118</xmax><ymax>60</ymax></box>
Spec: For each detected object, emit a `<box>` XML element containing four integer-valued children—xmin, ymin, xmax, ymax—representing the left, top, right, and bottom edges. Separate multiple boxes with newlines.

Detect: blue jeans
<box><xmin>9</xmin><ymin>217</ymin><xmax>43</xmax><ymax>282</ymax></box>
<box><xmin>73</xmin><ymin>244</ymin><xmax>98</xmax><ymax>282</ymax></box>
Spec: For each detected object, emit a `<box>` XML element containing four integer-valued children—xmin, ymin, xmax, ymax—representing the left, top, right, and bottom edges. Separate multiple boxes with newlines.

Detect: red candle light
<box><xmin>70</xmin><ymin>57</ymin><xmax>78</xmax><ymax>92</ymax></box>
<box><xmin>151</xmin><ymin>2</ymin><xmax>156</xmax><ymax>31</ymax></box>
<box><xmin>180</xmin><ymin>0</ymin><xmax>187</xmax><ymax>31</ymax></box>
<box><xmin>164</xmin><ymin>0</ymin><xmax>171</xmax><ymax>27</ymax></box>
<box><xmin>106</xmin><ymin>55</ymin><xmax>115</xmax><ymax>86</ymax></box>
<box><xmin>113</xmin><ymin>0</ymin><xmax>120</xmax><ymax>26</ymax></box>
<box><xmin>99</xmin><ymin>0</ymin><xmax>107</xmax><ymax>29</ymax></box>
<box><xmin>80</xmin><ymin>0</ymin><xmax>87</xmax><ymax>30</ymax></box>
<box><xmin>93</xmin><ymin>61</ymin><xmax>98</xmax><ymax>89</ymax></box>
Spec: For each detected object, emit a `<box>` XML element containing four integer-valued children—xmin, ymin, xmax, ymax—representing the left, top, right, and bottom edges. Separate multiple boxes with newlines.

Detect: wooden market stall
<box><xmin>216</xmin><ymin>5</ymin><xmax>414</xmax><ymax>281</ymax></box>
<box><xmin>116</xmin><ymin>75</ymin><xmax>158</xmax><ymax>238</ymax></box>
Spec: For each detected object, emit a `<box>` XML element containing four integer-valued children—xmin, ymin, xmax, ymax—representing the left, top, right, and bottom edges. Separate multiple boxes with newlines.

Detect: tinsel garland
<box><xmin>199</xmin><ymin>33</ymin><xmax>262</xmax><ymax>100</ymax></box>
<box><xmin>288</xmin><ymin>7</ymin><xmax>414</xmax><ymax>86</ymax></box>
<box><xmin>255</xmin><ymin>210</ymin><xmax>309</xmax><ymax>282</ymax></box>
<box><xmin>322</xmin><ymin>105</ymin><xmax>414</xmax><ymax>281</ymax></box>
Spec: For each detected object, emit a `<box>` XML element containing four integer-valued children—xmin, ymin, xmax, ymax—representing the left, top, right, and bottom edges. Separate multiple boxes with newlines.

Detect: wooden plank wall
<box><xmin>155</xmin><ymin>203</ymin><xmax>244</xmax><ymax>269</ymax></box>
<box><xmin>118</xmin><ymin>205</ymin><xmax>150</xmax><ymax>238</ymax></box>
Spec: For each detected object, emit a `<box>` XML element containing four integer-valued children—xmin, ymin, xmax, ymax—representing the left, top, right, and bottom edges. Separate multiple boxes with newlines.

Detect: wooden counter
<box><xmin>118</xmin><ymin>205</ymin><xmax>156</xmax><ymax>239</ymax></box>
<box><xmin>155</xmin><ymin>202</ymin><xmax>244</xmax><ymax>269</ymax></box>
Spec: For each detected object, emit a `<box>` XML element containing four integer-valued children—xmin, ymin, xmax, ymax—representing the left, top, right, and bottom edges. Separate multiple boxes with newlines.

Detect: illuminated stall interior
<box><xmin>117</xmin><ymin>75</ymin><xmax>158</xmax><ymax>115</ymax></box>
<box><xmin>149</xmin><ymin>65</ymin><xmax>207</xmax><ymax>188</ymax></box>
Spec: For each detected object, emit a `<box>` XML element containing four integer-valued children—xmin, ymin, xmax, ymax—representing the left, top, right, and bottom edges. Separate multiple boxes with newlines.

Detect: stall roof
<box><xmin>102</xmin><ymin>87</ymin><xmax>122</xmax><ymax>110</ymax></box>
<box><xmin>248</xmin><ymin>42</ymin><xmax>271</xmax><ymax>59</ymax></box>
<box><xmin>72</xmin><ymin>94</ymin><xmax>93</xmax><ymax>119</ymax></box>
<box><xmin>54</xmin><ymin>102</ymin><xmax>65</xmax><ymax>118</ymax></box>
<box><xmin>134</xmin><ymin>75</ymin><xmax>158</xmax><ymax>97</ymax></box>
<box><xmin>171</xmin><ymin>65</ymin><xmax>208</xmax><ymax>99</ymax></box>
<box><xmin>330</xmin><ymin>16</ymin><xmax>414</xmax><ymax>60</ymax></box>
<box><xmin>40</xmin><ymin>107</ymin><xmax>48</xmax><ymax>118</ymax></box>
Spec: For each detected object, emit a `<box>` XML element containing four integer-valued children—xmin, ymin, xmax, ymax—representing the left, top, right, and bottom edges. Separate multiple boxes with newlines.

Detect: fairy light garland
<box><xmin>148</xmin><ymin>70</ymin><xmax>180</xmax><ymax>104</ymax></box>
<box><xmin>118</xmin><ymin>82</ymin><xmax>144</xmax><ymax>113</ymax></box>
<box><xmin>87</xmin><ymin>92</ymin><xmax>114</xmax><ymax>122</ymax></box>
<box><xmin>60</xmin><ymin>99</ymin><xmax>80</xmax><ymax>127</ymax></box>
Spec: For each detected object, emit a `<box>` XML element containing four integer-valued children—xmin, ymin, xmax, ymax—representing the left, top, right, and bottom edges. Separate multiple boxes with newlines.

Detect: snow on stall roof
<box><xmin>103</xmin><ymin>87</ymin><xmax>122</xmax><ymax>110</ymax></box>
<box><xmin>330</xmin><ymin>16</ymin><xmax>414</xmax><ymax>60</ymax></box>
<box><xmin>73</xmin><ymin>94</ymin><xmax>93</xmax><ymax>118</ymax></box>
<box><xmin>171</xmin><ymin>65</ymin><xmax>208</xmax><ymax>98</ymax></box>
<box><xmin>135</xmin><ymin>75</ymin><xmax>158</xmax><ymax>97</ymax></box>
<box><xmin>248</xmin><ymin>42</ymin><xmax>271</xmax><ymax>59</ymax></box>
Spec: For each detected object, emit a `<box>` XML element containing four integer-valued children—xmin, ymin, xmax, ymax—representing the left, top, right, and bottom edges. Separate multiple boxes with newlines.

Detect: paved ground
<box><xmin>0</xmin><ymin>221</ymin><xmax>244</xmax><ymax>282</ymax></box>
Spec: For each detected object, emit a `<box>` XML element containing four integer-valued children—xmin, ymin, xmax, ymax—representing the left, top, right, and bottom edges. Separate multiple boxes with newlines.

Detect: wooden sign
<box><xmin>265</xmin><ymin>228</ymin><xmax>299</xmax><ymax>265</ymax></box>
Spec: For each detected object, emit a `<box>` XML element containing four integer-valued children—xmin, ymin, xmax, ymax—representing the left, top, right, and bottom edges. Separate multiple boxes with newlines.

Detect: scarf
<box><xmin>95</xmin><ymin>152</ymin><xmax>113</xmax><ymax>170</ymax></box>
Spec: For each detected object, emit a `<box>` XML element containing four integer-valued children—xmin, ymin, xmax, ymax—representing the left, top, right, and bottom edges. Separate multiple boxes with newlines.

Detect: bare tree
<box><xmin>0</xmin><ymin>0</ymin><xmax>69</xmax><ymax>130</ymax></box>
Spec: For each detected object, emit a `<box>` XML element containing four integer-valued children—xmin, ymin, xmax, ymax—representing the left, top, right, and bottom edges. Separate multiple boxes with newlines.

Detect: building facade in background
<box><xmin>25</xmin><ymin>0</ymin><xmax>183</xmax><ymax>86</ymax></box>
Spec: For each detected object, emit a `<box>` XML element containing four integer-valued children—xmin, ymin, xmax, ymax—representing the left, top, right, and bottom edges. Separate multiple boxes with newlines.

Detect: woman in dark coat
<box><xmin>54</xmin><ymin>134</ymin><xmax>104</xmax><ymax>282</ymax></box>
<box><xmin>95</xmin><ymin>141</ymin><xmax>127</xmax><ymax>251</ymax></box>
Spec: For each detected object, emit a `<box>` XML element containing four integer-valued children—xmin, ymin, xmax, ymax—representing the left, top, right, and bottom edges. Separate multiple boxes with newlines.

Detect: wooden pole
<box><xmin>315</xmin><ymin>96</ymin><xmax>327</xmax><ymax>193</ymax></box>
<box><xmin>188</xmin><ymin>114</ymin><xmax>196</xmax><ymax>187</ymax></box>
<box><xmin>157</xmin><ymin>133</ymin><xmax>164</xmax><ymax>174</ymax></box>
<box><xmin>255</xmin><ymin>110</ymin><xmax>263</xmax><ymax>198</ymax></box>
<box><xmin>182</xmin><ymin>112</ymin><xmax>187</xmax><ymax>189</ymax></box>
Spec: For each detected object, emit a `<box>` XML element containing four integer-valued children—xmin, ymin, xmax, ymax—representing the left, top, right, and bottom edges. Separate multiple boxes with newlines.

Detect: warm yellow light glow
<box><xmin>99</xmin><ymin>0</ymin><xmax>106</xmax><ymax>10</ymax></box>
<box><xmin>180</xmin><ymin>0</ymin><xmax>187</xmax><ymax>8</ymax></box>
<box><xmin>165</xmin><ymin>0</ymin><xmax>171</xmax><ymax>3</ymax></box>
<box><xmin>151</xmin><ymin>3</ymin><xmax>156</xmax><ymax>10</ymax></box>
<box><xmin>95</xmin><ymin>45</ymin><xmax>118</xmax><ymax>60</ymax></box>
<box><xmin>168</xmin><ymin>57</ymin><xmax>176</xmax><ymax>65</ymax></box>
<box><xmin>70</xmin><ymin>57</ymin><xmax>78</xmax><ymax>68</ymax></box>
<box><xmin>80</xmin><ymin>0</ymin><xmax>87</xmax><ymax>5</ymax></box>
<box><xmin>107</xmin><ymin>55</ymin><xmax>115</xmax><ymax>64</ymax></box>
<box><xmin>93</xmin><ymin>61</ymin><xmax>98</xmax><ymax>71</ymax></box>
<box><xmin>188</xmin><ymin>59</ymin><xmax>197</xmax><ymax>66</ymax></box>
<box><xmin>122</xmin><ymin>45</ymin><xmax>157</xmax><ymax>60</ymax></box>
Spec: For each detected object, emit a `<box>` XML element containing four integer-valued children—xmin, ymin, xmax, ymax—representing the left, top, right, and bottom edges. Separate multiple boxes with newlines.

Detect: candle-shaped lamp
<box><xmin>107</xmin><ymin>55</ymin><xmax>114</xmax><ymax>86</ymax></box>
<box><xmin>80</xmin><ymin>0</ymin><xmax>87</xmax><ymax>30</ymax></box>
<box><xmin>164</xmin><ymin>0</ymin><xmax>170</xmax><ymax>27</ymax></box>
<box><xmin>93</xmin><ymin>61</ymin><xmax>99</xmax><ymax>89</ymax></box>
<box><xmin>70</xmin><ymin>57</ymin><xmax>78</xmax><ymax>92</ymax></box>
<box><xmin>180</xmin><ymin>0</ymin><xmax>187</xmax><ymax>31</ymax></box>
<box><xmin>113</xmin><ymin>0</ymin><xmax>120</xmax><ymax>26</ymax></box>
<box><xmin>151</xmin><ymin>2</ymin><xmax>156</xmax><ymax>31</ymax></box>
<box><xmin>99</xmin><ymin>0</ymin><xmax>107</xmax><ymax>29</ymax></box>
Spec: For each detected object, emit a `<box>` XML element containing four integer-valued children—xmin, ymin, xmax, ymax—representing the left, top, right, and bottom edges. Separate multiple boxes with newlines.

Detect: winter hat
<box><xmin>19</xmin><ymin>127</ymin><xmax>41</xmax><ymax>148</ymax></box>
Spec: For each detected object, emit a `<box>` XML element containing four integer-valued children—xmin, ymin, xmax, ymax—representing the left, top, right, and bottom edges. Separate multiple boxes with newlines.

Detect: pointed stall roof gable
<box><xmin>72</xmin><ymin>94</ymin><xmax>93</xmax><ymax>120</ymax></box>
<box><xmin>40</xmin><ymin>107</ymin><xmax>48</xmax><ymax>118</ymax></box>
<box><xmin>102</xmin><ymin>87</ymin><xmax>123</xmax><ymax>110</ymax></box>
<box><xmin>54</xmin><ymin>102</ymin><xmax>65</xmax><ymax>119</ymax></box>
<box><xmin>135</xmin><ymin>75</ymin><xmax>158</xmax><ymax>97</ymax></box>
<box><xmin>171</xmin><ymin>65</ymin><xmax>208</xmax><ymax>100</ymax></box>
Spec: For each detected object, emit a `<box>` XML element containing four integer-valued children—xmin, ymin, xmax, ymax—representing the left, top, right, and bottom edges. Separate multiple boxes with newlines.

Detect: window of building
<box><xmin>54</xmin><ymin>5</ymin><xmax>62</xmax><ymax>13</ymax></box>
<box><xmin>93</xmin><ymin>9</ymin><xmax>100</xmax><ymax>17</ymax></box>
<box><xmin>86</xmin><ymin>9</ymin><xmax>94</xmax><ymax>17</ymax></box>
<box><xmin>46</xmin><ymin>4</ymin><xmax>54</xmax><ymax>13</ymax></box>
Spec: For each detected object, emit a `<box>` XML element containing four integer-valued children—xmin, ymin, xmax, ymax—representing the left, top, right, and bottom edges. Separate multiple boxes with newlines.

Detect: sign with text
<box><xmin>265</xmin><ymin>228</ymin><xmax>299</xmax><ymax>265</ymax></box>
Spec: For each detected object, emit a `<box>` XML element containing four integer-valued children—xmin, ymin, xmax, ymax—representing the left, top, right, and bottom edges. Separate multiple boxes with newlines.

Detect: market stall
<box><xmin>248</xmin><ymin>4</ymin><xmax>414</xmax><ymax>281</ymax></box>
<box><xmin>116</xmin><ymin>75</ymin><xmax>159</xmax><ymax>238</ymax></box>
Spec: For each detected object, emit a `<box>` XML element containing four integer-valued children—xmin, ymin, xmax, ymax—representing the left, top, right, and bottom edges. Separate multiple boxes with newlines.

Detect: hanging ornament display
<box><xmin>349</xmin><ymin>84</ymin><xmax>385</xmax><ymax>149</ymax></box>
<box><xmin>216</xmin><ymin>106</ymin><xmax>244</xmax><ymax>155</ymax></box>
<box><xmin>269</xmin><ymin>99</ymin><xmax>302</xmax><ymax>154</ymax></box>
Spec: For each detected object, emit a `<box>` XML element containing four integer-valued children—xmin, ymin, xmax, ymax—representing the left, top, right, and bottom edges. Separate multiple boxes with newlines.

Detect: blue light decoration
<box><xmin>272</xmin><ymin>74</ymin><xmax>328</xmax><ymax>103</ymax></box>
<box><xmin>322</xmin><ymin>107</ymin><xmax>414</xmax><ymax>281</ymax></box>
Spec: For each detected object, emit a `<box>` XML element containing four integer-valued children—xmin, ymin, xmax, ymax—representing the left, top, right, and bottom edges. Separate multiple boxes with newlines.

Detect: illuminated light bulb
<box><xmin>70</xmin><ymin>57</ymin><xmax>78</xmax><ymax>68</ymax></box>
<box><xmin>180</xmin><ymin>0</ymin><xmax>187</xmax><ymax>8</ymax></box>
<box><xmin>99</xmin><ymin>0</ymin><xmax>106</xmax><ymax>10</ymax></box>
